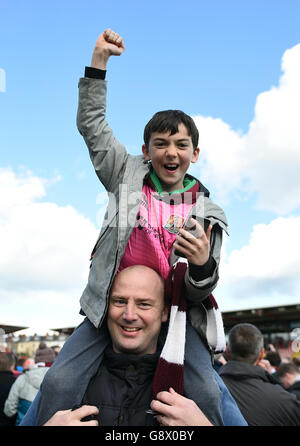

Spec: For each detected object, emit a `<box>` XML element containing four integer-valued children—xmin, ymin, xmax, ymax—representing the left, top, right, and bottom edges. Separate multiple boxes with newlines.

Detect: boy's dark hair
<box><xmin>228</xmin><ymin>323</ymin><xmax>264</xmax><ymax>365</ymax></box>
<box><xmin>143</xmin><ymin>110</ymin><xmax>199</xmax><ymax>151</ymax></box>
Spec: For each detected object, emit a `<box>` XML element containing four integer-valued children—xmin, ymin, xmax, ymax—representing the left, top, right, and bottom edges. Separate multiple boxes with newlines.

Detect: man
<box><xmin>277</xmin><ymin>363</ymin><xmax>300</xmax><ymax>401</ymax></box>
<box><xmin>44</xmin><ymin>265</ymin><xmax>211</xmax><ymax>426</ymax></box>
<box><xmin>0</xmin><ymin>352</ymin><xmax>17</xmax><ymax>426</ymax></box>
<box><xmin>219</xmin><ymin>323</ymin><xmax>300</xmax><ymax>426</ymax></box>
<box><xmin>24</xmin><ymin>266</ymin><xmax>246</xmax><ymax>426</ymax></box>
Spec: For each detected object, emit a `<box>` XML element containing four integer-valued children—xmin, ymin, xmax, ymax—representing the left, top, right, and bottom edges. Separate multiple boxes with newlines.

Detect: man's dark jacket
<box><xmin>219</xmin><ymin>360</ymin><xmax>300</xmax><ymax>426</ymax></box>
<box><xmin>82</xmin><ymin>346</ymin><xmax>159</xmax><ymax>426</ymax></box>
<box><xmin>289</xmin><ymin>381</ymin><xmax>300</xmax><ymax>401</ymax></box>
<box><xmin>0</xmin><ymin>371</ymin><xmax>16</xmax><ymax>426</ymax></box>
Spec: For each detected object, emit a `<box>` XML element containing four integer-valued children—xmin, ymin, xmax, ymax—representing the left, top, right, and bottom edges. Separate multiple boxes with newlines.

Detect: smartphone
<box><xmin>174</xmin><ymin>215</ymin><xmax>211</xmax><ymax>258</ymax></box>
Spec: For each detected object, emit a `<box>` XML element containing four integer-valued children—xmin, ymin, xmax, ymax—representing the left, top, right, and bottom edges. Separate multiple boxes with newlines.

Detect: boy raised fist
<box><xmin>91</xmin><ymin>29</ymin><xmax>125</xmax><ymax>70</ymax></box>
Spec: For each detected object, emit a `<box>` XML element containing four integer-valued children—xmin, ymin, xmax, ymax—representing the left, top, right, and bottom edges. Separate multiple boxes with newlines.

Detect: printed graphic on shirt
<box><xmin>164</xmin><ymin>215</ymin><xmax>185</xmax><ymax>234</ymax></box>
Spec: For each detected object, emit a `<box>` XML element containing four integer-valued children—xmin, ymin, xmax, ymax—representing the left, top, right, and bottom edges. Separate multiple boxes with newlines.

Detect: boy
<box><xmin>34</xmin><ymin>29</ymin><xmax>229</xmax><ymax>426</ymax></box>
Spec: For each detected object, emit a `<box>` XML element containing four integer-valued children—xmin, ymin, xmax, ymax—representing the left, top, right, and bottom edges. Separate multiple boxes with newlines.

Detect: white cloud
<box><xmin>191</xmin><ymin>116</ymin><xmax>246</xmax><ymax>204</ymax></box>
<box><xmin>0</xmin><ymin>167</ymin><xmax>99</xmax><ymax>333</ymax></box>
<box><xmin>215</xmin><ymin>216</ymin><xmax>300</xmax><ymax>311</ymax></box>
<box><xmin>191</xmin><ymin>43</ymin><xmax>300</xmax><ymax>215</ymax></box>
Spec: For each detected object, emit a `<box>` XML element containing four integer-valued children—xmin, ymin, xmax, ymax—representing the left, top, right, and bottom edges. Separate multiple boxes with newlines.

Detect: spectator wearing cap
<box><xmin>4</xmin><ymin>343</ymin><xmax>55</xmax><ymax>425</ymax></box>
<box><xmin>34</xmin><ymin>342</ymin><xmax>56</xmax><ymax>367</ymax></box>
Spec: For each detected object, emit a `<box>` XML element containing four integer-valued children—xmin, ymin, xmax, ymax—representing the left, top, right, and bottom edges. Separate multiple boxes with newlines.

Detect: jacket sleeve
<box><xmin>4</xmin><ymin>376</ymin><xmax>23</xmax><ymax>417</ymax></box>
<box><xmin>170</xmin><ymin>196</ymin><xmax>228</xmax><ymax>304</ymax></box>
<box><xmin>76</xmin><ymin>77</ymin><xmax>128</xmax><ymax>192</ymax></box>
<box><xmin>183</xmin><ymin>224</ymin><xmax>223</xmax><ymax>303</ymax></box>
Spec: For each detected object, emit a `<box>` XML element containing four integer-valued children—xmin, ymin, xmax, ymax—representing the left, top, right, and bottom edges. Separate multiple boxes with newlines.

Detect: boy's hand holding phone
<box><xmin>174</xmin><ymin>217</ymin><xmax>212</xmax><ymax>266</ymax></box>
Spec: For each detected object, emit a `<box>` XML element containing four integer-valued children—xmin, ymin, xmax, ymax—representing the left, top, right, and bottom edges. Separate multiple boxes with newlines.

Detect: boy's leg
<box><xmin>184</xmin><ymin>321</ymin><xmax>224</xmax><ymax>426</ymax></box>
<box><xmin>20</xmin><ymin>391</ymin><xmax>40</xmax><ymax>425</ymax></box>
<box><xmin>36</xmin><ymin>317</ymin><xmax>109</xmax><ymax>426</ymax></box>
<box><xmin>213</xmin><ymin>372</ymin><xmax>248</xmax><ymax>426</ymax></box>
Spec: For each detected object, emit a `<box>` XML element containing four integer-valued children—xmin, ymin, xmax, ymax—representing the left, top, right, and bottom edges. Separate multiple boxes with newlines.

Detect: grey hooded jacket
<box><xmin>4</xmin><ymin>367</ymin><xmax>49</xmax><ymax>418</ymax></box>
<box><xmin>76</xmin><ymin>77</ymin><xmax>228</xmax><ymax>348</ymax></box>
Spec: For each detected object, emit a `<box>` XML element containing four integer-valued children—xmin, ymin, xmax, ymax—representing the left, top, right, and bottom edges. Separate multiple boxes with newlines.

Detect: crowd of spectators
<box><xmin>0</xmin><ymin>343</ymin><xmax>59</xmax><ymax>425</ymax></box>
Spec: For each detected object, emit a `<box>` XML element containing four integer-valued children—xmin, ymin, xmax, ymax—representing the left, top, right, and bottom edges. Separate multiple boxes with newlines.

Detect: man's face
<box><xmin>142</xmin><ymin>123</ymin><xmax>200</xmax><ymax>192</ymax></box>
<box><xmin>107</xmin><ymin>267</ymin><xmax>168</xmax><ymax>356</ymax></box>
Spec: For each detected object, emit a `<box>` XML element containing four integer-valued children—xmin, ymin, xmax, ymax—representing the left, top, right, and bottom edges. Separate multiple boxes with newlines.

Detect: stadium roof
<box><xmin>50</xmin><ymin>327</ymin><xmax>75</xmax><ymax>335</ymax></box>
<box><xmin>0</xmin><ymin>324</ymin><xmax>29</xmax><ymax>334</ymax></box>
<box><xmin>222</xmin><ymin>303</ymin><xmax>300</xmax><ymax>334</ymax></box>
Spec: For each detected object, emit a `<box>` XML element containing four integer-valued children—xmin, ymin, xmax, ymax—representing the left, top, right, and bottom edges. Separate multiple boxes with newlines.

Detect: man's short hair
<box><xmin>227</xmin><ymin>323</ymin><xmax>264</xmax><ymax>364</ymax></box>
<box><xmin>0</xmin><ymin>352</ymin><xmax>10</xmax><ymax>371</ymax></box>
<box><xmin>143</xmin><ymin>110</ymin><xmax>199</xmax><ymax>150</ymax></box>
<box><xmin>277</xmin><ymin>362</ymin><xmax>298</xmax><ymax>378</ymax></box>
<box><xmin>6</xmin><ymin>352</ymin><xmax>16</xmax><ymax>369</ymax></box>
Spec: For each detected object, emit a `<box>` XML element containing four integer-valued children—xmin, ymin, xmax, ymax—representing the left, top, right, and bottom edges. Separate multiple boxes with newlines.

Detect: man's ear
<box><xmin>255</xmin><ymin>348</ymin><xmax>265</xmax><ymax>365</ymax></box>
<box><xmin>162</xmin><ymin>306</ymin><xmax>169</xmax><ymax>323</ymax></box>
<box><xmin>258</xmin><ymin>348</ymin><xmax>265</xmax><ymax>362</ymax></box>
<box><xmin>142</xmin><ymin>144</ymin><xmax>151</xmax><ymax>160</ymax></box>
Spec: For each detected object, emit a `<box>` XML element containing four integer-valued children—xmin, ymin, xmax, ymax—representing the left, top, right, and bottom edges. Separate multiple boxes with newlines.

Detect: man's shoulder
<box><xmin>0</xmin><ymin>371</ymin><xmax>16</xmax><ymax>385</ymax></box>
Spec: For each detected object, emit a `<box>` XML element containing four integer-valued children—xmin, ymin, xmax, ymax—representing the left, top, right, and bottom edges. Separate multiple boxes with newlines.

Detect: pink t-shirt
<box><xmin>119</xmin><ymin>183</ymin><xmax>195</xmax><ymax>280</ymax></box>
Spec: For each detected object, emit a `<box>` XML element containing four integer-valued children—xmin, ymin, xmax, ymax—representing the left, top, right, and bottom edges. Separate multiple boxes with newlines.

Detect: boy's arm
<box><xmin>77</xmin><ymin>30</ymin><xmax>127</xmax><ymax>192</ymax></box>
<box><xmin>184</xmin><ymin>224</ymin><xmax>223</xmax><ymax>302</ymax></box>
<box><xmin>172</xmin><ymin>216</ymin><xmax>223</xmax><ymax>302</ymax></box>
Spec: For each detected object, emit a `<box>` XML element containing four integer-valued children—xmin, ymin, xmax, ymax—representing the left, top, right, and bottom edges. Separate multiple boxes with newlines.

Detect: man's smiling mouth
<box><xmin>121</xmin><ymin>326</ymin><xmax>141</xmax><ymax>332</ymax></box>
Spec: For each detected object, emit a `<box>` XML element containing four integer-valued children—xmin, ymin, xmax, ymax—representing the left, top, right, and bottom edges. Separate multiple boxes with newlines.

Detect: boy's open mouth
<box><xmin>164</xmin><ymin>164</ymin><xmax>179</xmax><ymax>171</ymax></box>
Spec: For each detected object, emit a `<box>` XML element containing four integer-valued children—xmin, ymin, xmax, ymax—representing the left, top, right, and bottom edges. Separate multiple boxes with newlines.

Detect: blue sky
<box><xmin>1</xmin><ymin>0</ymin><xmax>300</xmax><ymax>334</ymax></box>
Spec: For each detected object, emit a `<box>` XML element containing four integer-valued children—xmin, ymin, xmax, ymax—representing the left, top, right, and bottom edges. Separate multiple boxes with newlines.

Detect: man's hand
<box><xmin>150</xmin><ymin>388</ymin><xmax>213</xmax><ymax>426</ymax></box>
<box><xmin>173</xmin><ymin>218</ymin><xmax>212</xmax><ymax>265</ymax></box>
<box><xmin>91</xmin><ymin>29</ymin><xmax>125</xmax><ymax>70</ymax></box>
<box><xmin>44</xmin><ymin>405</ymin><xmax>99</xmax><ymax>426</ymax></box>
<box><xmin>257</xmin><ymin>358</ymin><xmax>273</xmax><ymax>374</ymax></box>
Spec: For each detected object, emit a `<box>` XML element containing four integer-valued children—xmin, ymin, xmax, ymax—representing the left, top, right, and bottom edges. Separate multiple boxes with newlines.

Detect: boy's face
<box><xmin>142</xmin><ymin>123</ymin><xmax>200</xmax><ymax>192</ymax></box>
